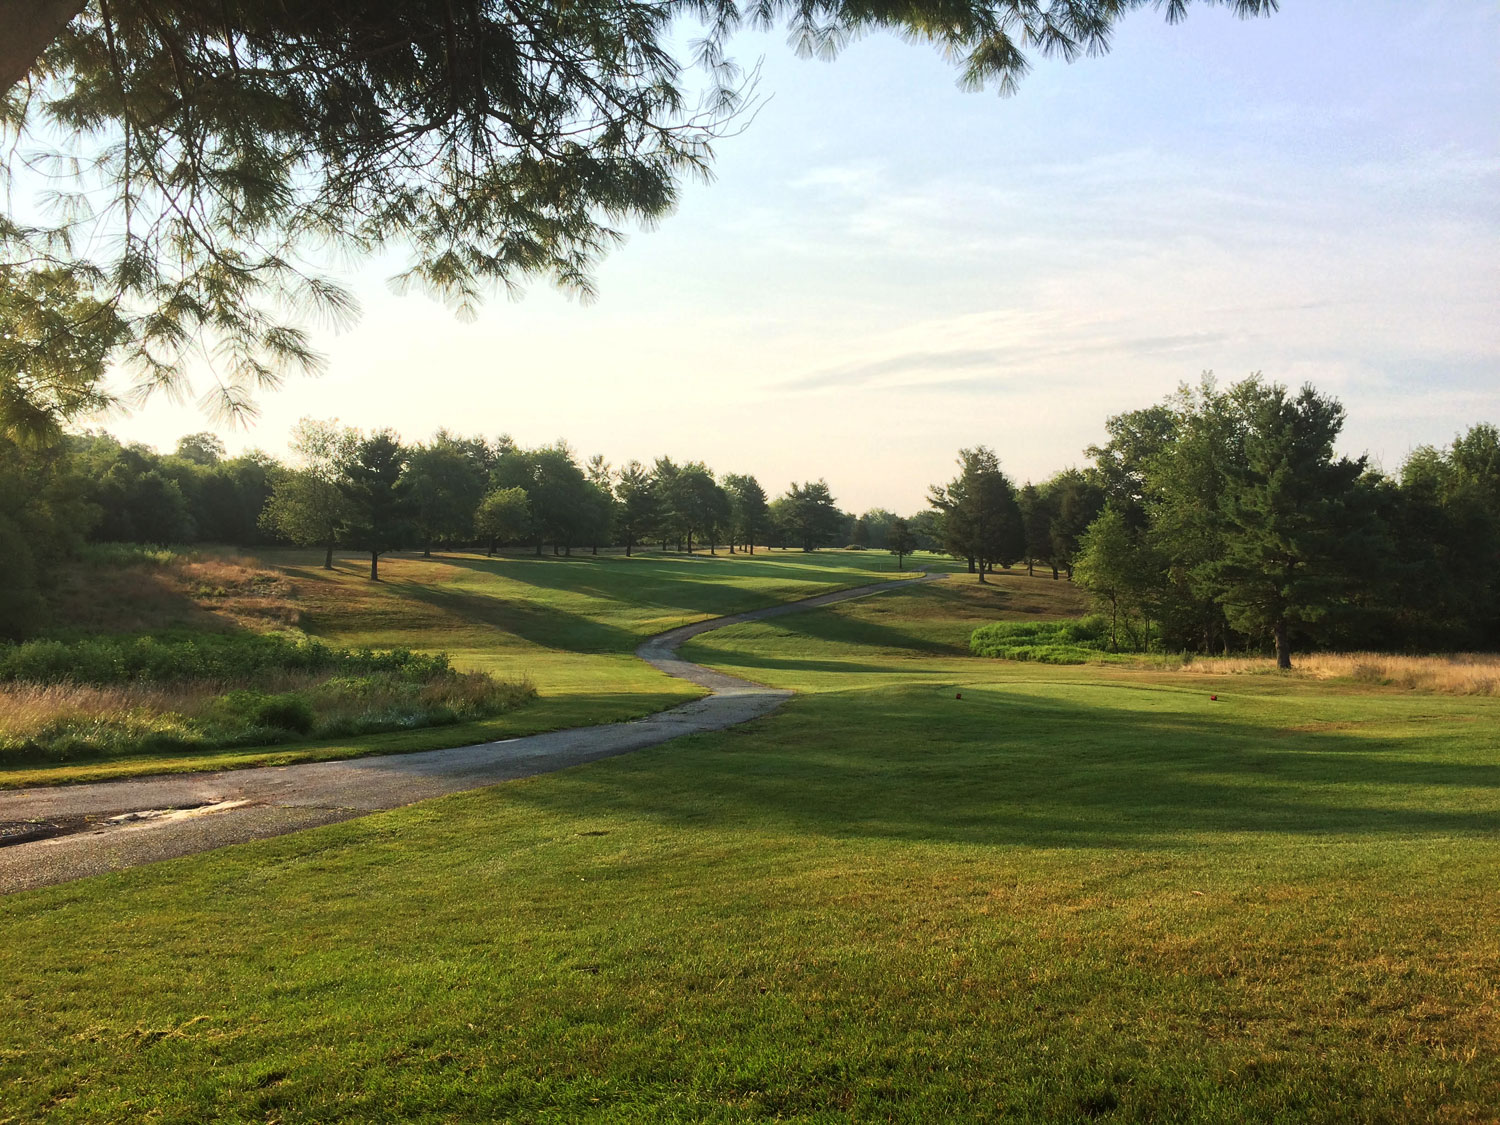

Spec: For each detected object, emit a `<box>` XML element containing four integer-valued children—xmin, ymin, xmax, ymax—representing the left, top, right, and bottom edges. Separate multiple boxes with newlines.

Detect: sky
<box><xmin>91</xmin><ymin>0</ymin><xmax>1499</xmax><ymax>515</ymax></box>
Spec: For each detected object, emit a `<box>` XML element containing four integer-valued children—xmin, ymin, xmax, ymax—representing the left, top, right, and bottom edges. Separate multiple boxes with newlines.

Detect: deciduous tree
<box><xmin>475</xmin><ymin>486</ymin><xmax>530</xmax><ymax>555</ymax></box>
<box><xmin>258</xmin><ymin>419</ymin><xmax>357</xmax><ymax>568</ymax></box>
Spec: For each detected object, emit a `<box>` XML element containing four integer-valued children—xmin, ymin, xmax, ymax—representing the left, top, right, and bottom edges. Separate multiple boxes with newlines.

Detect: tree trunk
<box><xmin>625</xmin><ymin>535</ymin><xmax>633</xmax><ymax>558</ymax></box>
<box><xmin>1051</xmin><ymin>564</ymin><xmax>1059</xmax><ymax>580</ymax></box>
<box><xmin>1027</xmin><ymin>558</ymin><xmax>1034</xmax><ymax>577</ymax></box>
<box><xmin>487</xmin><ymin>538</ymin><xmax>495</xmax><ymax>557</ymax></box>
<box><xmin>897</xmin><ymin>551</ymin><xmax>904</xmax><ymax>571</ymax></box>
<box><xmin>685</xmin><ymin>532</ymin><xmax>693</xmax><ymax>554</ymax></box>
<box><xmin>0</xmin><ymin>0</ymin><xmax>86</xmax><ymax>94</ymax></box>
<box><xmin>967</xmin><ymin>556</ymin><xmax>975</xmax><ymax>574</ymax></box>
<box><xmin>591</xmin><ymin>544</ymin><xmax>597</xmax><ymax>556</ymax></box>
<box><xmin>323</xmin><ymin>540</ymin><xmax>335</xmax><ymax>570</ymax></box>
<box><xmin>1275</xmin><ymin>617</ymin><xmax>1292</xmax><ymax>670</ymax></box>
<box><xmin>369</xmin><ymin>552</ymin><xmax>380</xmax><ymax>581</ymax></box>
<box><xmin>535</xmin><ymin>538</ymin><xmax>543</xmax><ymax>556</ymax></box>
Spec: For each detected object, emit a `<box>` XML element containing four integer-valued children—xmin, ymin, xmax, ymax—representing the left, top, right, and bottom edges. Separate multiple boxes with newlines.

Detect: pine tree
<box><xmin>1202</xmin><ymin>384</ymin><xmax>1374</xmax><ymax>669</ymax></box>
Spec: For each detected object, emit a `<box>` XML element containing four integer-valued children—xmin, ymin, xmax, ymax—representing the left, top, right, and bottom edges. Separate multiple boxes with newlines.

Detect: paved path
<box><xmin>0</xmin><ymin>573</ymin><xmax>942</xmax><ymax>894</ymax></box>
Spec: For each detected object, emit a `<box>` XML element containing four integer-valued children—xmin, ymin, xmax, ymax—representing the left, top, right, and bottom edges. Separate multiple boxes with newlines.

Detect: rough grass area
<box><xmin>0</xmin><ymin>634</ymin><xmax>537</xmax><ymax>765</ymax></box>
<box><xmin>45</xmin><ymin>547</ymin><xmax>302</xmax><ymax>634</ymax></box>
<box><xmin>1181</xmin><ymin>651</ymin><xmax>1500</xmax><ymax>695</ymax></box>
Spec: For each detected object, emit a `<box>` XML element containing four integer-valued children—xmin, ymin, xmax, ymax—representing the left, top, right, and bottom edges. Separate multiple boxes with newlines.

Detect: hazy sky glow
<box><xmin>93</xmin><ymin>1</ymin><xmax>1498</xmax><ymax>514</ymax></box>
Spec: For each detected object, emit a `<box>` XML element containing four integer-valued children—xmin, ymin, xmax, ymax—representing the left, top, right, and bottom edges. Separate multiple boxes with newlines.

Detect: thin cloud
<box><xmin>784</xmin><ymin>332</ymin><xmax>1231</xmax><ymax>393</ymax></box>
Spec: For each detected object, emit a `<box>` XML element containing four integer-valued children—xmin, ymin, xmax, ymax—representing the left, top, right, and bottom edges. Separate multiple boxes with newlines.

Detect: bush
<box><xmin>0</xmin><ymin>632</ymin><xmax>451</xmax><ymax>686</ymax></box>
<box><xmin>969</xmin><ymin>618</ymin><xmax>1114</xmax><ymax>664</ymax></box>
<box><xmin>253</xmin><ymin>694</ymin><xmax>316</xmax><ymax>734</ymax></box>
<box><xmin>75</xmin><ymin>542</ymin><xmax>185</xmax><ymax>569</ymax></box>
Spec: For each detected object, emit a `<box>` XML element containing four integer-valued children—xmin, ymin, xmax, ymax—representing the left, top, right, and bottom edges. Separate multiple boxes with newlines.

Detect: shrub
<box><xmin>969</xmin><ymin>618</ymin><xmax>1113</xmax><ymax>664</ymax></box>
<box><xmin>0</xmin><ymin>632</ymin><xmax>451</xmax><ymax>686</ymax></box>
<box><xmin>253</xmin><ymin>694</ymin><xmax>316</xmax><ymax>734</ymax></box>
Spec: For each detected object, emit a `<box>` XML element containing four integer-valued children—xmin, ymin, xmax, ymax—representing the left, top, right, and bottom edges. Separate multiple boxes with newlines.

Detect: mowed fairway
<box><xmin>1</xmin><ymin>548</ymin><xmax>916</xmax><ymax>787</ymax></box>
<box><xmin>3</xmin><ymin>561</ymin><xmax>1498</xmax><ymax>1122</ymax></box>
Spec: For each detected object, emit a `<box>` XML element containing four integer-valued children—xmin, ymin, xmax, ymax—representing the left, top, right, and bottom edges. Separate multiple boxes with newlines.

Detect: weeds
<box><xmin>0</xmin><ymin>645</ymin><xmax>539</xmax><ymax>764</ymax></box>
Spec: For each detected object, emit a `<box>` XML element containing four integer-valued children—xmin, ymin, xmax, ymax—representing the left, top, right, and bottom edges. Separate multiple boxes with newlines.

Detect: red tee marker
<box><xmin>1210</xmin><ymin>695</ymin><xmax>1218</xmax><ymax>701</ymax></box>
<box><xmin>955</xmin><ymin>692</ymin><xmax>962</xmax><ymax>700</ymax></box>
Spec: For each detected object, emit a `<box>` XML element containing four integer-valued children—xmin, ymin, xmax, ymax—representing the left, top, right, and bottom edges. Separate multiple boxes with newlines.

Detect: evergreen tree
<box><xmin>584</xmin><ymin>455</ymin><xmax>615</xmax><ymax>555</ymax></box>
<box><xmin>1018</xmin><ymin>483</ymin><xmax>1053</xmax><ymax>578</ymax></box>
<box><xmin>338</xmin><ymin>430</ymin><xmax>410</xmax><ymax>581</ymax></box>
<box><xmin>1201</xmin><ymin>384</ymin><xmax>1374</xmax><ymax>669</ymax></box>
<box><xmin>888</xmin><ymin>517</ymin><xmax>917</xmax><ymax>571</ymax></box>
<box><xmin>929</xmin><ymin>447</ymin><xmax>1023</xmax><ymax>582</ymax></box>
<box><xmin>722</xmin><ymin>473</ymin><xmax>768</xmax><ymax>554</ymax></box>
<box><xmin>3</xmin><ymin>3</ymin><xmax>1276</xmax><ymax>430</ymax></box>
<box><xmin>614</xmin><ymin>462</ymin><xmax>658</xmax><ymax>557</ymax></box>
<box><xmin>1046</xmin><ymin>469</ymin><xmax>1104</xmax><ymax>580</ymax></box>
<box><xmin>781</xmin><ymin>480</ymin><xmax>843</xmax><ymax>552</ymax></box>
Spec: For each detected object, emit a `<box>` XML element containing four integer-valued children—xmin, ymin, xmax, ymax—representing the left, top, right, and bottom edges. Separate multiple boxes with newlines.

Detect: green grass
<box><xmin>1</xmin><ymin>566</ymin><xmax>1496</xmax><ymax>1121</ymax></box>
<box><xmin>1</xmin><ymin>548</ymin><xmax>923</xmax><ymax>786</ymax></box>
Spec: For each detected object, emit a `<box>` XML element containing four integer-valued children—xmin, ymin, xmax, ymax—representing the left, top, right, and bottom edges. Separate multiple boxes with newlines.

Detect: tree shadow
<box><xmin>500</xmin><ymin>685</ymin><xmax>1500</xmax><ymax>850</ymax></box>
<box><xmin>384</xmin><ymin>577</ymin><xmax>641</xmax><ymax>653</ymax></box>
<box><xmin>434</xmin><ymin>553</ymin><xmax>896</xmax><ymax>622</ymax></box>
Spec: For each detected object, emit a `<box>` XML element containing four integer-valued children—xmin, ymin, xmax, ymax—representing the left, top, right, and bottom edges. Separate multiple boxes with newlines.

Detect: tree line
<box><xmin>921</xmin><ymin>376</ymin><xmax>1500</xmax><ymax>665</ymax></box>
<box><xmin>4</xmin><ymin>374</ymin><xmax>1497</xmax><ymax>664</ymax></box>
<box><xmin>257</xmin><ymin>423</ymin><xmax>870</xmax><ymax>580</ymax></box>
<box><xmin>0</xmin><ymin>421</ymin><xmax>878</xmax><ymax>634</ymax></box>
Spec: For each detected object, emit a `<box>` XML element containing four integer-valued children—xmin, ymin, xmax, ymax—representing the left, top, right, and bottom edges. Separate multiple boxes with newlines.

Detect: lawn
<box><xmin>1</xmin><ymin>548</ymin><xmax>921</xmax><ymax>787</ymax></box>
<box><xmin>1</xmin><ymin>566</ymin><xmax>1496</xmax><ymax>1121</ymax></box>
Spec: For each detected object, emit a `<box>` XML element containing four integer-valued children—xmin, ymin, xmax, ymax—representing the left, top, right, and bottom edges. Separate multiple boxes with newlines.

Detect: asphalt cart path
<box><xmin>0</xmin><ymin>572</ymin><xmax>944</xmax><ymax>894</ymax></box>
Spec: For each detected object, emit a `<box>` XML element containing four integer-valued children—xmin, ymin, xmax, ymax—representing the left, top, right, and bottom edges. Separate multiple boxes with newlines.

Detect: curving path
<box><xmin>0</xmin><ymin>573</ymin><xmax>943</xmax><ymax>894</ymax></box>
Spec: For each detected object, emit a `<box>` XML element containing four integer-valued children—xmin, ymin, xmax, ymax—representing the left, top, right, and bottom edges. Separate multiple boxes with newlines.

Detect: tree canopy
<box><xmin>1</xmin><ymin>0</ymin><xmax>1276</xmax><ymax>437</ymax></box>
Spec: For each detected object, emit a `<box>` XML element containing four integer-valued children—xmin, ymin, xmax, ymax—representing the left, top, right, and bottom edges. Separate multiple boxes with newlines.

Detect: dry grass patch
<box><xmin>45</xmin><ymin>548</ymin><xmax>300</xmax><ymax>635</ymax></box>
<box><xmin>1181</xmin><ymin>651</ymin><xmax>1500</xmax><ymax>695</ymax></box>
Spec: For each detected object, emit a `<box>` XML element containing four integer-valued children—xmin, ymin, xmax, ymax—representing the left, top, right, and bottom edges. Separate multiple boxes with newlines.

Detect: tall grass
<box><xmin>1179</xmin><ymin>651</ymin><xmax>1500</xmax><ymax>695</ymax></box>
<box><xmin>0</xmin><ymin>629</ymin><xmax>539</xmax><ymax>764</ymax></box>
<box><xmin>0</xmin><ymin>671</ymin><xmax>537</xmax><ymax>764</ymax></box>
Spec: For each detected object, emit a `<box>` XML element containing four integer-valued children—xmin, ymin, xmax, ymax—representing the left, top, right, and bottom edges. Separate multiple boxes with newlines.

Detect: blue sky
<box><xmin>100</xmin><ymin>0</ymin><xmax>1499</xmax><ymax>514</ymax></box>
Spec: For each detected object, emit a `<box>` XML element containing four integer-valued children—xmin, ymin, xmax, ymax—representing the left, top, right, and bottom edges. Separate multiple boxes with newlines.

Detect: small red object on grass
<box><xmin>955</xmin><ymin>692</ymin><xmax>962</xmax><ymax>700</ymax></box>
<box><xmin>1210</xmin><ymin>695</ymin><xmax>1218</xmax><ymax>701</ymax></box>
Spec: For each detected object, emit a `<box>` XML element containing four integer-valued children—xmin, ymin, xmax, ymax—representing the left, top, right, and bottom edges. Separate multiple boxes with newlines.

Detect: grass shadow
<box><xmin>502</xmin><ymin>684</ymin><xmax>1500</xmax><ymax>850</ymax></box>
